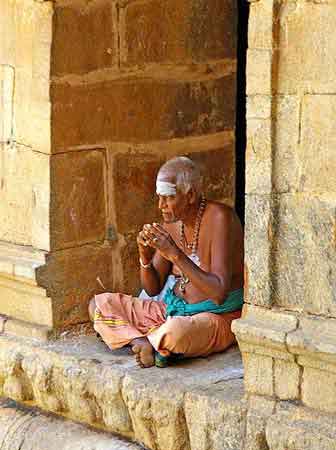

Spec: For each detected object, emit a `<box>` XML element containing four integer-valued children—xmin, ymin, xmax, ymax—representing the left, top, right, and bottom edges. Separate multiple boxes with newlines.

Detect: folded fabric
<box><xmin>163</xmin><ymin>288</ymin><xmax>244</xmax><ymax>317</ymax></box>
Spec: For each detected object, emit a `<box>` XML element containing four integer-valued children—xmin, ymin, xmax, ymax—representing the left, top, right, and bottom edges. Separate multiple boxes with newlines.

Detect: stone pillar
<box><xmin>0</xmin><ymin>0</ymin><xmax>237</xmax><ymax>336</ymax></box>
<box><xmin>233</xmin><ymin>1</ymin><xmax>336</xmax><ymax>448</ymax></box>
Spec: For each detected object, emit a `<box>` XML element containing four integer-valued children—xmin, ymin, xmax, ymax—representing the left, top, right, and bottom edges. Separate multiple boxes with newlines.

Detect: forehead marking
<box><xmin>156</xmin><ymin>180</ymin><xmax>177</xmax><ymax>196</ymax></box>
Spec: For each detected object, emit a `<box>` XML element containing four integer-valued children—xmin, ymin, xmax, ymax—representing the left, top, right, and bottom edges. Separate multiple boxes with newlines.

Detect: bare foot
<box><xmin>131</xmin><ymin>338</ymin><xmax>154</xmax><ymax>368</ymax></box>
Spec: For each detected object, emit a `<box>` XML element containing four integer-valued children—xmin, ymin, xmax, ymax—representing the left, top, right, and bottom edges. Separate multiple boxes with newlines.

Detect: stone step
<box><xmin>0</xmin><ymin>332</ymin><xmax>246</xmax><ymax>450</ymax></box>
<box><xmin>0</xmin><ymin>398</ymin><xmax>144</xmax><ymax>450</ymax></box>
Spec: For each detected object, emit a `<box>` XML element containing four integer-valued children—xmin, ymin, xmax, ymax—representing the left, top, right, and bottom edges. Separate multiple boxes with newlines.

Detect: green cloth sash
<box><xmin>163</xmin><ymin>288</ymin><xmax>244</xmax><ymax>317</ymax></box>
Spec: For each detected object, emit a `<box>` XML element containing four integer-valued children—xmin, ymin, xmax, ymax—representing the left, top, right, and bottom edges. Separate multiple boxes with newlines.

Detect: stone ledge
<box><xmin>0</xmin><ymin>333</ymin><xmax>245</xmax><ymax>450</ymax></box>
<box><xmin>232</xmin><ymin>304</ymin><xmax>298</xmax><ymax>358</ymax></box>
<box><xmin>0</xmin><ymin>398</ymin><xmax>143</xmax><ymax>450</ymax></box>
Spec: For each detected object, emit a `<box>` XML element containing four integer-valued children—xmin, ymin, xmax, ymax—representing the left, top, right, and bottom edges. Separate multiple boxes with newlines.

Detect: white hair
<box><xmin>157</xmin><ymin>156</ymin><xmax>203</xmax><ymax>195</ymax></box>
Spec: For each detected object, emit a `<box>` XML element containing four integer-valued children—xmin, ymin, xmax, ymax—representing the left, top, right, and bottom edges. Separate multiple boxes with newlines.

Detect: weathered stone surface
<box><xmin>273</xmin><ymin>194</ymin><xmax>336</xmax><ymax>316</ymax></box>
<box><xmin>0</xmin><ymin>273</ymin><xmax>53</xmax><ymax>327</ymax></box>
<box><xmin>301</xmin><ymin>367</ymin><xmax>336</xmax><ymax>413</ymax></box>
<box><xmin>245</xmin><ymin>118</ymin><xmax>272</xmax><ymax>195</ymax></box>
<box><xmin>245</xmin><ymin>395</ymin><xmax>276</xmax><ymax>450</ymax></box>
<box><xmin>36</xmin><ymin>243</ymin><xmax>114</xmax><ymax>328</ymax></box>
<box><xmin>121</xmin><ymin>0</ymin><xmax>236</xmax><ymax>65</ymax></box>
<box><xmin>52</xmin><ymin>0</ymin><xmax>118</xmax><ymax>76</ymax></box>
<box><xmin>0</xmin><ymin>65</ymin><xmax>14</xmax><ymax>143</ymax></box>
<box><xmin>0</xmin><ymin>146</ymin><xmax>50</xmax><ymax>250</ymax></box>
<box><xmin>51</xmin><ymin>76</ymin><xmax>236</xmax><ymax>149</ymax></box>
<box><xmin>185</xmin><ymin>379</ymin><xmax>246</xmax><ymax>450</ymax></box>
<box><xmin>122</xmin><ymin>348</ymin><xmax>244</xmax><ymax>450</ymax></box>
<box><xmin>274</xmin><ymin>360</ymin><xmax>300</xmax><ymax>400</ymax></box>
<box><xmin>277</xmin><ymin>3</ymin><xmax>336</xmax><ymax>94</ymax></box>
<box><xmin>299</xmin><ymin>94</ymin><xmax>336</xmax><ymax>192</ymax></box>
<box><xmin>111</xmin><ymin>152</ymin><xmax>162</xmax><ymax>235</ymax></box>
<box><xmin>31</xmin><ymin>152</ymin><xmax>50</xmax><ymax>251</ymax></box>
<box><xmin>246</xmin><ymin>49</ymin><xmax>272</xmax><ymax>95</ymax></box>
<box><xmin>5</xmin><ymin>0</ymin><xmax>53</xmax><ymax>152</ymax></box>
<box><xmin>233</xmin><ymin>304</ymin><xmax>298</xmax><ymax>355</ymax></box>
<box><xmin>50</xmin><ymin>150</ymin><xmax>107</xmax><ymax>250</ymax></box>
<box><xmin>248</xmin><ymin>0</ymin><xmax>273</xmax><ymax>50</ymax></box>
<box><xmin>0</xmin><ymin>334</ymin><xmax>245</xmax><ymax>450</ymax></box>
<box><xmin>246</xmin><ymin>95</ymin><xmax>300</xmax><ymax>194</ymax></box>
<box><xmin>0</xmin><ymin>145</ymin><xmax>33</xmax><ymax>246</ymax></box>
<box><xmin>266</xmin><ymin>402</ymin><xmax>336</xmax><ymax>450</ymax></box>
<box><xmin>186</xmin><ymin>145</ymin><xmax>235</xmax><ymax>206</ymax></box>
<box><xmin>242</xmin><ymin>353</ymin><xmax>273</xmax><ymax>396</ymax></box>
<box><xmin>244</xmin><ymin>195</ymin><xmax>273</xmax><ymax>307</ymax></box>
<box><xmin>287</xmin><ymin>316</ymin><xmax>336</xmax><ymax>368</ymax></box>
<box><xmin>0</xmin><ymin>398</ymin><xmax>141</xmax><ymax>450</ymax></box>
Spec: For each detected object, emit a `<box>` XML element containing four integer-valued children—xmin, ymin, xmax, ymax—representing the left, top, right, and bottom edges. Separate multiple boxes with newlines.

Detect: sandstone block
<box><xmin>36</xmin><ymin>242</ymin><xmax>114</xmax><ymax>328</ymax></box>
<box><xmin>266</xmin><ymin>403</ymin><xmax>336</xmax><ymax>450</ymax></box>
<box><xmin>246</xmin><ymin>95</ymin><xmax>300</xmax><ymax>194</ymax></box>
<box><xmin>31</xmin><ymin>152</ymin><xmax>50</xmax><ymax>251</ymax></box>
<box><xmin>274</xmin><ymin>360</ymin><xmax>300</xmax><ymax>400</ymax></box>
<box><xmin>186</xmin><ymin>145</ymin><xmax>235</xmax><ymax>206</ymax></box>
<box><xmin>0</xmin><ymin>273</ymin><xmax>53</xmax><ymax>327</ymax></box>
<box><xmin>50</xmin><ymin>150</ymin><xmax>106</xmax><ymax>250</ymax></box>
<box><xmin>0</xmin><ymin>0</ymin><xmax>15</xmax><ymax>65</ymax></box>
<box><xmin>121</xmin><ymin>0</ymin><xmax>236</xmax><ymax>65</ymax></box>
<box><xmin>184</xmin><ymin>379</ymin><xmax>246</xmax><ymax>450</ymax></box>
<box><xmin>111</xmin><ymin>152</ymin><xmax>162</xmax><ymax>235</ymax></box>
<box><xmin>245</xmin><ymin>395</ymin><xmax>276</xmax><ymax>450</ymax></box>
<box><xmin>272</xmin><ymin>194</ymin><xmax>336</xmax><ymax>316</ymax></box>
<box><xmin>0</xmin><ymin>144</ymin><xmax>33</xmax><ymax>246</ymax></box>
<box><xmin>51</xmin><ymin>75</ymin><xmax>236</xmax><ymax>149</ymax></box>
<box><xmin>248</xmin><ymin>0</ymin><xmax>273</xmax><ymax>50</ymax></box>
<box><xmin>246</xmin><ymin>49</ymin><xmax>272</xmax><ymax>95</ymax></box>
<box><xmin>0</xmin><ymin>65</ymin><xmax>14</xmax><ymax>143</ymax></box>
<box><xmin>287</xmin><ymin>316</ymin><xmax>336</xmax><ymax>367</ymax></box>
<box><xmin>245</xmin><ymin>118</ymin><xmax>272</xmax><ymax>194</ymax></box>
<box><xmin>271</xmin><ymin>95</ymin><xmax>300</xmax><ymax>193</ymax></box>
<box><xmin>244</xmin><ymin>195</ymin><xmax>273</xmax><ymax>307</ymax></box>
<box><xmin>276</xmin><ymin>3</ymin><xmax>336</xmax><ymax>94</ymax></box>
<box><xmin>233</xmin><ymin>304</ymin><xmax>298</xmax><ymax>355</ymax></box>
<box><xmin>52</xmin><ymin>0</ymin><xmax>118</xmax><ymax>76</ymax></box>
<box><xmin>299</xmin><ymin>95</ymin><xmax>336</xmax><ymax>193</ymax></box>
<box><xmin>242</xmin><ymin>353</ymin><xmax>273</xmax><ymax>396</ymax></box>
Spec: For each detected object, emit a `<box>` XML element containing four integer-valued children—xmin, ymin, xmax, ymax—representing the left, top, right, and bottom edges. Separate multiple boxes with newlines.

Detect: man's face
<box><xmin>157</xmin><ymin>191</ymin><xmax>189</xmax><ymax>223</ymax></box>
<box><xmin>156</xmin><ymin>175</ymin><xmax>191</xmax><ymax>223</ymax></box>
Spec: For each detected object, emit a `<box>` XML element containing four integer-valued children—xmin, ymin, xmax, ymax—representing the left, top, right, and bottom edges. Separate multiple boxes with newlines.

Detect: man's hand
<box><xmin>137</xmin><ymin>225</ymin><xmax>156</xmax><ymax>264</ymax></box>
<box><xmin>142</xmin><ymin>223</ymin><xmax>180</xmax><ymax>263</ymax></box>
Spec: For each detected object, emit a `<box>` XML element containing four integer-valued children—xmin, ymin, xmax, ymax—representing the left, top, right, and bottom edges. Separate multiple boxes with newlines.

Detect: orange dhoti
<box><xmin>94</xmin><ymin>293</ymin><xmax>241</xmax><ymax>358</ymax></box>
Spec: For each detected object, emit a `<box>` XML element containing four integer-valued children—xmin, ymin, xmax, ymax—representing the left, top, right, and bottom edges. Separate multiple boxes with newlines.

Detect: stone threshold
<box><xmin>0</xmin><ymin>333</ymin><xmax>246</xmax><ymax>450</ymax></box>
<box><xmin>0</xmin><ymin>398</ymin><xmax>144</xmax><ymax>450</ymax></box>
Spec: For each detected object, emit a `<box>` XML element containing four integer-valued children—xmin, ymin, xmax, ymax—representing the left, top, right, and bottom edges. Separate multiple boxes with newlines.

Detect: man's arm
<box><xmin>148</xmin><ymin>208</ymin><xmax>234</xmax><ymax>304</ymax></box>
<box><xmin>140</xmin><ymin>252</ymin><xmax>172</xmax><ymax>297</ymax></box>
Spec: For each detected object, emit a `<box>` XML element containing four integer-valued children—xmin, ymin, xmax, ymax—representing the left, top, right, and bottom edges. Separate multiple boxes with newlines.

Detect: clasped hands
<box><xmin>137</xmin><ymin>223</ymin><xmax>179</xmax><ymax>263</ymax></box>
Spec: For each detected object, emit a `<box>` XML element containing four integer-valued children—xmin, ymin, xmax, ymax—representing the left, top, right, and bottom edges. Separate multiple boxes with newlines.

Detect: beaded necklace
<box><xmin>178</xmin><ymin>195</ymin><xmax>207</xmax><ymax>293</ymax></box>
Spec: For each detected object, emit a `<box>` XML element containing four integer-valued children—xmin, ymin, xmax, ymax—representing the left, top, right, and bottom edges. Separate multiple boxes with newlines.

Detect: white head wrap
<box><xmin>156</xmin><ymin>180</ymin><xmax>177</xmax><ymax>196</ymax></box>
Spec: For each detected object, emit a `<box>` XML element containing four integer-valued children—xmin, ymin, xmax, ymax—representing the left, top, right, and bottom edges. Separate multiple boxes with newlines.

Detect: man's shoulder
<box><xmin>206</xmin><ymin>201</ymin><xmax>234</xmax><ymax>223</ymax></box>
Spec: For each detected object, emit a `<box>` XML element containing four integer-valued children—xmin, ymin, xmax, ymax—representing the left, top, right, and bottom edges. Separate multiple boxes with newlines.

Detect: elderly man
<box><xmin>89</xmin><ymin>157</ymin><xmax>244</xmax><ymax>368</ymax></box>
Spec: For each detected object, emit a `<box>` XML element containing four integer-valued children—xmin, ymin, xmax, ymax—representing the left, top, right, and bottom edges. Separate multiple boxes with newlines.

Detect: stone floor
<box><xmin>0</xmin><ymin>333</ymin><xmax>246</xmax><ymax>450</ymax></box>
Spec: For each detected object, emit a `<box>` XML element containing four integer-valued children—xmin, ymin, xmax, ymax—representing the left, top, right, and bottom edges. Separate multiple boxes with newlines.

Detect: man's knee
<box><xmin>88</xmin><ymin>297</ymin><xmax>96</xmax><ymax>321</ymax></box>
<box><xmin>164</xmin><ymin>317</ymin><xmax>190</xmax><ymax>347</ymax></box>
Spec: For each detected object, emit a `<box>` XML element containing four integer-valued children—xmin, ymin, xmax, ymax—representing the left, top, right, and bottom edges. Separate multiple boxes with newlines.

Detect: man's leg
<box><xmin>148</xmin><ymin>310</ymin><xmax>241</xmax><ymax>358</ymax></box>
<box><xmin>91</xmin><ymin>292</ymin><xmax>166</xmax><ymax>367</ymax></box>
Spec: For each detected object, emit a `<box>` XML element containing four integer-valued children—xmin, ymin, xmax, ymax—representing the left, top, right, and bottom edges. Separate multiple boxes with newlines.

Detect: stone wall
<box><xmin>234</xmin><ymin>1</ymin><xmax>336</xmax><ymax>448</ymax></box>
<box><xmin>0</xmin><ymin>0</ymin><xmax>238</xmax><ymax>332</ymax></box>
